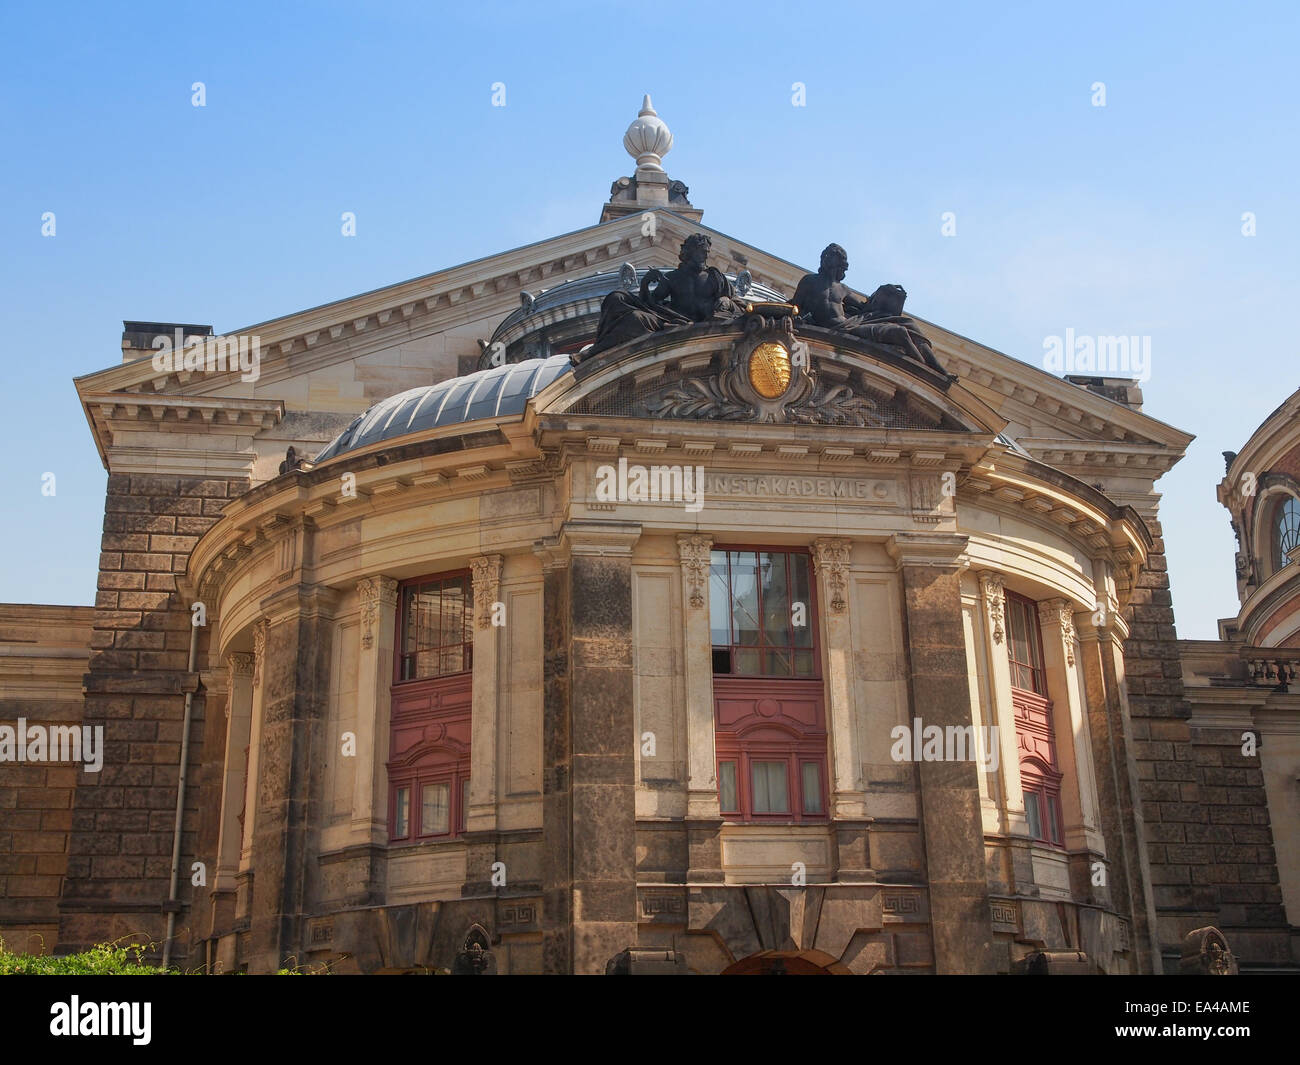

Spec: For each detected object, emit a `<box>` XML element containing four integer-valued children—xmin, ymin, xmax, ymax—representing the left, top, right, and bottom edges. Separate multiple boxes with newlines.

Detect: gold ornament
<box><xmin>748</xmin><ymin>342</ymin><xmax>792</xmax><ymax>399</ymax></box>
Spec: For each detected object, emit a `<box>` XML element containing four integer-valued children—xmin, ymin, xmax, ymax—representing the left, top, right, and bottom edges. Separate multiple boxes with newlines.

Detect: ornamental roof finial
<box><xmin>622</xmin><ymin>94</ymin><xmax>672</xmax><ymax>173</ymax></box>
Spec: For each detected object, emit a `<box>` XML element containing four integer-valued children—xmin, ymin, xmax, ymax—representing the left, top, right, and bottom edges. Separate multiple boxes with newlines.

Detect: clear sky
<box><xmin>1</xmin><ymin>0</ymin><xmax>1297</xmax><ymax>640</ymax></box>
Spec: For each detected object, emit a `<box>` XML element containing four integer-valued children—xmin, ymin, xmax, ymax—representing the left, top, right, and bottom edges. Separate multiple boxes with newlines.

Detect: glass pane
<box><xmin>441</xmin><ymin>580</ymin><xmax>466</xmax><ymax>649</ymax></box>
<box><xmin>765</xmin><ymin>649</ymin><xmax>793</xmax><ymax>676</ymax></box>
<box><xmin>794</xmin><ymin>649</ymin><xmax>815</xmax><ymax>677</ymax></box>
<box><xmin>731</xmin><ymin>553</ymin><xmax>761</xmax><ymax>646</ymax></box>
<box><xmin>734</xmin><ymin>648</ymin><xmax>760</xmax><ymax>675</ymax></box>
<box><xmin>760</xmin><ymin>552</ymin><xmax>790</xmax><ymax>646</ymax></box>
<box><xmin>394</xmin><ymin>787</ymin><xmax>410</xmax><ymax>838</ymax></box>
<box><xmin>790</xmin><ymin>555</ymin><xmax>812</xmax><ymax>647</ymax></box>
<box><xmin>421</xmin><ymin>782</ymin><xmax>450</xmax><ymax>835</ymax></box>
<box><xmin>709</xmin><ymin>553</ymin><xmax>730</xmax><ymax>646</ymax></box>
<box><xmin>752</xmin><ymin>761</ymin><xmax>789</xmax><ymax>814</ymax></box>
<box><xmin>719</xmin><ymin>761</ymin><xmax>738</xmax><ymax>813</ymax></box>
<box><xmin>802</xmin><ymin>763</ymin><xmax>823</xmax><ymax>814</ymax></box>
<box><xmin>1024</xmin><ymin>790</ymin><xmax>1042</xmax><ymax>840</ymax></box>
<box><xmin>1047</xmin><ymin>793</ymin><xmax>1062</xmax><ymax>844</ymax></box>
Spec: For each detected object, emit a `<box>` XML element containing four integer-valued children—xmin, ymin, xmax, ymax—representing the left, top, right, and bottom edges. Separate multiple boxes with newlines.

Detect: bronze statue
<box><xmin>585</xmin><ymin>234</ymin><xmax>744</xmax><ymax>358</ymax></box>
<box><xmin>793</xmin><ymin>243</ymin><xmax>947</xmax><ymax>375</ymax></box>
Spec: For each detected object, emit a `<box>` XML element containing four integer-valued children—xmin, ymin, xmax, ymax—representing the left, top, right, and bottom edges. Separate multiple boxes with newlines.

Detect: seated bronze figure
<box><xmin>585</xmin><ymin>233</ymin><xmax>745</xmax><ymax>358</ymax></box>
<box><xmin>793</xmin><ymin>243</ymin><xmax>947</xmax><ymax>375</ymax></box>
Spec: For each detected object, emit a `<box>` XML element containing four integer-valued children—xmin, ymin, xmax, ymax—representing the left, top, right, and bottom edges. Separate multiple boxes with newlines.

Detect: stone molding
<box><xmin>979</xmin><ymin>571</ymin><xmax>1006</xmax><ymax>644</ymax></box>
<box><xmin>677</xmin><ymin>534</ymin><xmax>712</xmax><ymax>609</ymax></box>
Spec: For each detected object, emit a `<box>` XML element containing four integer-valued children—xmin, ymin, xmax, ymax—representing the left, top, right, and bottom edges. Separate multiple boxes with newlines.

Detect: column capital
<box><xmin>357</xmin><ymin>575</ymin><xmax>399</xmax><ymax>649</ymax></box>
<box><xmin>559</xmin><ymin>519</ymin><xmax>642</xmax><ymax>557</ymax></box>
<box><xmin>811</xmin><ymin>537</ymin><xmax>852</xmax><ymax>614</ymax></box>
<box><xmin>677</xmin><ymin>534</ymin><xmax>713</xmax><ymax>610</ymax></box>
<box><xmin>886</xmin><ymin>532</ymin><xmax>969</xmax><ymax>570</ymax></box>
<box><xmin>469</xmin><ymin>555</ymin><xmax>504</xmax><ymax>630</ymax></box>
<box><xmin>1036</xmin><ymin>597</ymin><xmax>1078</xmax><ymax>667</ymax></box>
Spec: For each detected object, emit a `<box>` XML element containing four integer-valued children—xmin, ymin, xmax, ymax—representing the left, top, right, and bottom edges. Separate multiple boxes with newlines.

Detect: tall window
<box><xmin>398</xmin><ymin>573</ymin><xmax>472</xmax><ymax>681</ymax></box>
<box><xmin>1006</xmin><ymin>591</ymin><xmax>1063</xmax><ymax>847</ymax></box>
<box><xmin>710</xmin><ymin>548</ymin><xmax>827</xmax><ymax>823</ymax></box>
<box><xmin>710</xmin><ymin>550</ymin><xmax>816</xmax><ymax>677</ymax></box>
<box><xmin>388</xmin><ymin>570</ymin><xmax>473</xmax><ymax>842</ymax></box>
<box><xmin>1273</xmin><ymin>496</ymin><xmax>1300</xmax><ymax>573</ymax></box>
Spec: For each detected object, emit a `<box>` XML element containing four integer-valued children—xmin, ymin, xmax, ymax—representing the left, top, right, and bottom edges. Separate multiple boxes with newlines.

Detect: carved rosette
<box><xmin>979</xmin><ymin>572</ymin><xmax>1006</xmax><ymax>644</ymax></box>
<box><xmin>252</xmin><ymin>620</ymin><xmax>267</xmax><ymax>689</ymax></box>
<box><xmin>811</xmin><ymin>537</ymin><xmax>851</xmax><ymax>614</ymax></box>
<box><xmin>357</xmin><ymin>576</ymin><xmax>399</xmax><ymax>650</ymax></box>
<box><xmin>1038</xmin><ymin>599</ymin><xmax>1077</xmax><ymax>667</ymax></box>
<box><xmin>470</xmin><ymin>555</ymin><xmax>504</xmax><ymax>630</ymax></box>
<box><xmin>677</xmin><ymin>534</ymin><xmax>713</xmax><ymax>609</ymax></box>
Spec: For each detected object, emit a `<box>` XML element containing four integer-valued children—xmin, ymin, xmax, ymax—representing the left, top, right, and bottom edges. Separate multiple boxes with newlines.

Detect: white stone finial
<box><xmin>623</xmin><ymin>94</ymin><xmax>672</xmax><ymax>173</ymax></box>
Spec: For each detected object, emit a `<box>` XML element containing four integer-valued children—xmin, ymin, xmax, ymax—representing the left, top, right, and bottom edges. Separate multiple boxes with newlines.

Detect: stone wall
<box><xmin>57</xmin><ymin>473</ymin><xmax>245</xmax><ymax>966</ymax></box>
<box><xmin>0</xmin><ymin>605</ymin><xmax>95</xmax><ymax>955</ymax></box>
<box><xmin>1123</xmin><ymin>515</ymin><xmax>1290</xmax><ymax>968</ymax></box>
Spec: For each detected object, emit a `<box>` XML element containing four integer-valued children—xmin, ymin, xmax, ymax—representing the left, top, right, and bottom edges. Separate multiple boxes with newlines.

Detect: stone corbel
<box><xmin>677</xmin><ymin>534</ymin><xmax>711</xmax><ymax>609</ymax></box>
<box><xmin>979</xmin><ymin>571</ymin><xmax>1006</xmax><ymax>644</ymax></box>
<box><xmin>811</xmin><ymin>537</ymin><xmax>851</xmax><ymax>614</ymax></box>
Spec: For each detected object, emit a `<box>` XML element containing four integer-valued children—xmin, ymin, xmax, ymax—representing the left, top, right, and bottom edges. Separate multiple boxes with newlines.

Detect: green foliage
<box><xmin>0</xmin><ymin>938</ymin><xmax>172</xmax><ymax>975</ymax></box>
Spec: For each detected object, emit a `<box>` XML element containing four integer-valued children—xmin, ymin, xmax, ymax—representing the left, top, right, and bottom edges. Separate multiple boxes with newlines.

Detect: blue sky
<box><xmin>1</xmin><ymin>0</ymin><xmax>1297</xmax><ymax>639</ymax></box>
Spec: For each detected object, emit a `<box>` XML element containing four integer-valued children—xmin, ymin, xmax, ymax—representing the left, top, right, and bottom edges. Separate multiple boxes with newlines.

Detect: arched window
<box><xmin>1272</xmin><ymin>496</ymin><xmax>1300</xmax><ymax>573</ymax></box>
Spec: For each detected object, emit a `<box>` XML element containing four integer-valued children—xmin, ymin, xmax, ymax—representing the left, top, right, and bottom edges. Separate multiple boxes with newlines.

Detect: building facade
<box><xmin>1</xmin><ymin>100</ymin><xmax>1294</xmax><ymax>973</ymax></box>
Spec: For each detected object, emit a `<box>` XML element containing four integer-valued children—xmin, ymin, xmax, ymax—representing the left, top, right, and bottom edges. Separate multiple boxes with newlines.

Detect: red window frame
<box><xmin>711</xmin><ymin>545</ymin><xmax>828</xmax><ymax>824</ymax></box>
<box><xmin>1005</xmin><ymin>592</ymin><xmax>1065</xmax><ymax>847</ymax></box>
<box><xmin>395</xmin><ymin>570</ymin><xmax>473</xmax><ymax>684</ymax></box>
<box><xmin>709</xmin><ymin>548</ymin><xmax>820</xmax><ymax>679</ymax></box>
<box><xmin>387</xmin><ymin>570</ymin><xmax>474</xmax><ymax>843</ymax></box>
<box><xmin>1005</xmin><ymin>591</ymin><xmax>1047</xmax><ymax>695</ymax></box>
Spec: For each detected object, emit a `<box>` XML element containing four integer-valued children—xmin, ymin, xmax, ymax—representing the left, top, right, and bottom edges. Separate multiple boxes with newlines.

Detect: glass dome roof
<box><xmin>313</xmin><ymin>354</ymin><xmax>572</xmax><ymax>462</ymax></box>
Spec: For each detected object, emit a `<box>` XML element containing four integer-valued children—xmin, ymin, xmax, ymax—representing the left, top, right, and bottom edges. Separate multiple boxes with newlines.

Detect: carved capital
<box><xmin>811</xmin><ymin>537</ymin><xmax>852</xmax><ymax>614</ymax></box>
<box><xmin>677</xmin><ymin>534</ymin><xmax>713</xmax><ymax>609</ymax></box>
<box><xmin>357</xmin><ymin>575</ymin><xmax>399</xmax><ymax>650</ymax></box>
<box><xmin>252</xmin><ymin>619</ymin><xmax>268</xmax><ymax>689</ymax></box>
<box><xmin>1038</xmin><ymin>598</ymin><xmax>1077</xmax><ymax>667</ymax></box>
<box><xmin>470</xmin><ymin>555</ymin><xmax>504</xmax><ymax>630</ymax></box>
<box><xmin>979</xmin><ymin>572</ymin><xmax>1006</xmax><ymax>644</ymax></box>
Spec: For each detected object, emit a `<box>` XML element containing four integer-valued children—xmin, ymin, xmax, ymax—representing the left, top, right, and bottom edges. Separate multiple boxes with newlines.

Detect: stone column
<box><xmin>236</xmin><ymin>620</ymin><xmax>268</xmax><ymax>925</ymax></box>
<box><xmin>1037</xmin><ymin>599</ymin><xmax>1105</xmax><ymax>859</ymax></box>
<box><xmin>214</xmin><ymin>652</ymin><xmax>254</xmax><ymax>903</ymax></box>
<box><xmin>247</xmin><ymin>580</ymin><xmax>339</xmax><ymax>973</ymax></box>
<box><xmin>976</xmin><ymin>572</ymin><xmax>1032</xmax><ymax>896</ymax></box>
<box><xmin>539</xmin><ymin>521</ymin><xmax>641</xmax><ymax>974</ymax></box>
<box><xmin>1077</xmin><ymin>610</ymin><xmax>1161</xmax><ymax>973</ymax></box>
<box><xmin>677</xmin><ymin>535</ymin><xmax>724</xmax><ymax>882</ymax></box>
<box><xmin>811</xmin><ymin>537</ymin><xmax>872</xmax><ymax>880</ymax></box>
<box><xmin>463</xmin><ymin>555</ymin><xmax>504</xmax><ymax>896</ymax></box>
<box><xmin>888</xmin><ymin>532</ymin><xmax>996</xmax><ymax>974</ymax></box>
<box><xmin>344</xmin><ymin>575</ymin><xmax>398</xmax><ymax>904</ymax></box>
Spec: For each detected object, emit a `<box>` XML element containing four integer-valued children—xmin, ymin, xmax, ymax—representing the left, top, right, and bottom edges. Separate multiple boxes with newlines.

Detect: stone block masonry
<box><xmin>57</xmin><ymin>473</ymin><xmax>246</xmax><ymax>967</ymax></box>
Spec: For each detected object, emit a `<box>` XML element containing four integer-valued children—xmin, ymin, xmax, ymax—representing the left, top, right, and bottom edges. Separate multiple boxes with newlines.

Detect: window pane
<box><xmin>719</xmin><ymin>761</ymin><xmax>738</xmax><ymax>813</ymax></box>
<box><xmin>752</xmin><ymin>761</ymin><xmax>789</xmax><ymax>813</ymax></box>
<box><xmin>1024</xmin><ymin>790</ymin><xmax>1042</xmax><ymax>840</ymax></box>
<box><xmin>790</xmin><ymin>555</ymin><xmax>813</xmax><ymax>647</ymax></box>
<box><xmin>709</xmin><ymin>553</ymin><xmax>730</xmax><ymax>646</ymax></box>
<box><xmin>460</xmin><ymin>777</ymin><xmax>470</xmax><ymax>833</ymax></box>
<box><xmin>1047</xmin><ymin>793</ymin><xmax>1062</xmax><ymax>844</ymax></box>
<box><xmin>733</xmin><ymin>648</ymin><xmax>760</xmax><ymax>675</ymax></box>
<box><xmin>394</xmin><ymin>787</ymin><xmax>410</xmax><ymax>838</ymax></box>
<box><xmin>801</xmin><ymin>763</ymin><xmax>823</xmax><ymax>814</ymax></box>
<box><xmin>421</xmin><ymin>782</ymin><xmax>450</xmax><ymax>836</ymax></box>
<box><xmin>794</xmin><ymin>649</ymin><xmax>815</xmax><ymax>676</ymax></box>
<box><xmin>1276</xmin><ymin>498</ymin><xmax>1300</xmax><ymax>570</ymax></box>
<box><xmin>731</xmin><ymin>553</ymin><xmax>761</xmax><ymax>646</ymax></box>
<box><xmin>764</xmin><ymin>649</ymin><xmax>793</xmax><ymax>676</ymax></box>
<box><xmin>441</xmin><ymin>581</ymin><xmax>466</xmax><ymax>649</ymax></box>
<box><xmin>760</xmin><ymin>552</ymin><xmax>791</xmax><ymax>646</ymax></box>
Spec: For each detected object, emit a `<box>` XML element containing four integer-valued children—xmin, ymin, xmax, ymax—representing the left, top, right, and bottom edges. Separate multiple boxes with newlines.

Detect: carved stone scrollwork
<box><xmin>677</xmin><ymin>534</ymin><xmax>712</xmax><ymax>609</ymax></box>
<box><xmin>811</xmin><ymin>538</ymin><xmax>851</xmax><ymax>614</ymax></box>
<box><xmin>1038</xmin><ymin>598</ymin><xmax>1077</xmax><ymax>667</ymax></box>
<box><xmin>252</xmin><ymin>620</ymin><xmax>267</xmax><ymax>689</ymax></box>
<box><xmin>980</xmin><ymin>572</ymin><xmax>1006</xmax><ymax>644</ymax></box>
<box><xmin>470</xmin><ymin>555</ymin><xmax>504</xmax><ymax>630</ymax></box>
<box><xmin>357</xmin><ymin>576</ymin><xmax>398</xmax><ymax>650</ymax></box>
